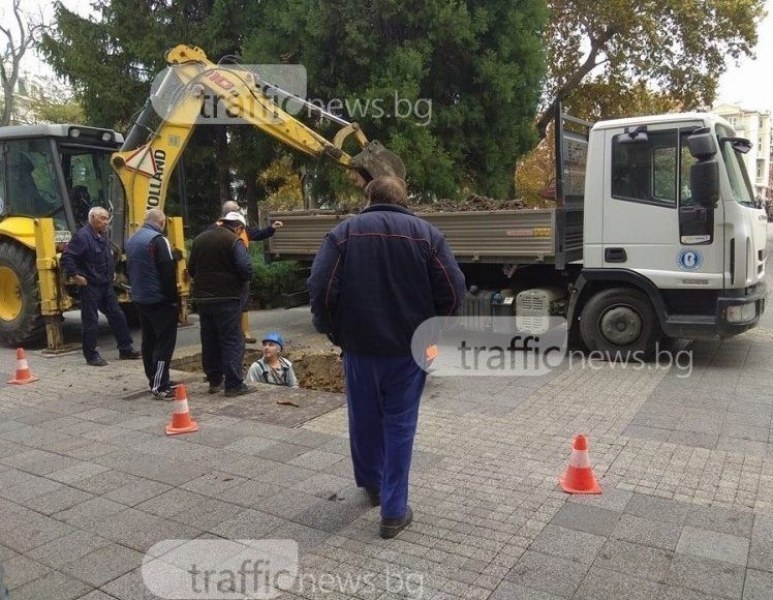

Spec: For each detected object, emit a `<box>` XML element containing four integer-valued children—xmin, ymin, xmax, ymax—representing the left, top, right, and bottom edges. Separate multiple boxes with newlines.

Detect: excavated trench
<box><xmin>171</xmin><ymin>348</ymin><xmax>344</xmax><ymax>393</ymax></box>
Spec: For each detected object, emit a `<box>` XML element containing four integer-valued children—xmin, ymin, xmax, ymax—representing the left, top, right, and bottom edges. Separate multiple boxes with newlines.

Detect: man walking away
<box><xmin>308</xmin><ymin>176</ymin><xmax>466</xmax><ymax>538</ymax></box>
<box><xmin>61</xmin><ymin>207</ymin><xmax>141</xmax><ymax>366</ymax></box>
<box><xmin>126</xmin><ymin>208</ymin><xmax>179</xmax><ymax>399</ymax></box>
<box><xmin>188</xmin><ymin>211</ymin><xmax>256</xmax><ymax>397</ymax></box>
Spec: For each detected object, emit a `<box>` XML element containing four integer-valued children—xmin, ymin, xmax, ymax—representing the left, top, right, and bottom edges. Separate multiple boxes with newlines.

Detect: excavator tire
<box><xmin>0</xmin><ymin>239</ymin><xmax>45</xmax><ymax>347</ymax></box>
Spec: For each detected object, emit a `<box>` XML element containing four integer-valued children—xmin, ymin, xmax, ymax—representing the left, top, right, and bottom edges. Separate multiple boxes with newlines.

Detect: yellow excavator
<box><xmin>0</xmin><ymin>44</ymin><xmax>404</xmax><ymax>351</ymax></box>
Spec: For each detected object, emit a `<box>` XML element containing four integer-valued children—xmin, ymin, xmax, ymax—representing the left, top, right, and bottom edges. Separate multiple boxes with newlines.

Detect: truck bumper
<box><xmin>662</xmin><ymin>281</ymin><xmax>767</xmax><ymax>340</ymax></box>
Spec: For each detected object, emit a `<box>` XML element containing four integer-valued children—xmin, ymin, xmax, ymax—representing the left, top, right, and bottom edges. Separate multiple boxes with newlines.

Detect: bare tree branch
<box><xmin>0</xmin><ymin>0</ymin><xmax>40</xmax><ymax>125</ymax></box>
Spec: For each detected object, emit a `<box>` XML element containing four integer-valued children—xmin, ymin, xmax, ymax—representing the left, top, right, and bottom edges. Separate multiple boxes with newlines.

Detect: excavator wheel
<box><xmin>0</xmin><ymin>240</ymin><xmax>45</xmax><ymax>346</ymax></box>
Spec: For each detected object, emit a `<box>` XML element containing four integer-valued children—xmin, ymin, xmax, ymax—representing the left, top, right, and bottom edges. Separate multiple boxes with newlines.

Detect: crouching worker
<box><xmin>246</xmin><ymin>332</ymin><xmax>299</xmax><ymax>388</ymax></box>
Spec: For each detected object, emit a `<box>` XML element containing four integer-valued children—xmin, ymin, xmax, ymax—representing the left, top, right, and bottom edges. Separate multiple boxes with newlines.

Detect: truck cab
<box><xmin>578</xmin><ymin>113</ymin><xmax>766</xmax><ymax>350</ymax></box>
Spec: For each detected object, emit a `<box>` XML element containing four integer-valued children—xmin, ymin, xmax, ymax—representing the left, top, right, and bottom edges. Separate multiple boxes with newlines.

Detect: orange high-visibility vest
<box><xmin>217</xmin><ymin>220</ymin><xmax>249</xmax><ymax>248</ymax></box>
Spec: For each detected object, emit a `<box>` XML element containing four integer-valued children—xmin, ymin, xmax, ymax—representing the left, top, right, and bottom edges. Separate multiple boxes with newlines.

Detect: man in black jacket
<box><xmin>126</xmin><ymin>208</ymin><xmax>179</xmax><ymax>399</ymax></box>
<box><xmin>61</xmin><ymin>207</ymin><xmax>140</xmax><ymax>366</ymax></box>
<box><xmin>188</xmin><ymin>212</ymin><xmax>255</xmax><ymax>397</ymax></box>
<box><xmin>308</xmin><ymin>176</ymin><xmax>466</xmax><ymax>538</ymax></box>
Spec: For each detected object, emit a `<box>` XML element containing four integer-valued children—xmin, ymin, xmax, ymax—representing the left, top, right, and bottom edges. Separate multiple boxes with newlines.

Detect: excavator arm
<box><xmin>111</xmin><ymin>44</ymin><xmax>405</xmax><ymax>235</ymax></box>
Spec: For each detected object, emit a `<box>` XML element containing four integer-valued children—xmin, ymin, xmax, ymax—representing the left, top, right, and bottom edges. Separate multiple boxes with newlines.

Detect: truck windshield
<box><xmin>716</xmin><ymin>124</ymin><xmax>755</xmax><ymax>207</ymax></box>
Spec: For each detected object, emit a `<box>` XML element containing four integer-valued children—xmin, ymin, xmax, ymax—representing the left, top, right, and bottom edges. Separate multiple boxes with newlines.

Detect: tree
<box><xmin>0</xmin><ymin>0</ymin><xmax>42</xmax><ymax>125</ymax></box>
<box><xmin>243</xmin><ymin>0</ymin><xmax>549</xmax><ymax>198</ymax></box>
<box><xmin>538</xmin><ymin>0</ymin><xmax>767</xmax><ymax>136</ymax></box>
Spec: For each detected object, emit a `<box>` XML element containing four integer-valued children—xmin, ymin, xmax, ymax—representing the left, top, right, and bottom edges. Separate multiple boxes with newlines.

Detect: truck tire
<box><xmin>0</xmin><ymin>240</ymin><xmax>45</xmax><ymax>347</ymax></box>
<box><xmin>579</xmin><ymin>288</ymin><xmax>661</xmax><ymax>360</ymax></box>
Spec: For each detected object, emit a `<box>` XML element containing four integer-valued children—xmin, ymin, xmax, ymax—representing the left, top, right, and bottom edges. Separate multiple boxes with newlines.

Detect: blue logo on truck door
<box><xmin>677</xmin><ymin>249</ymin><xmax>703</xmax><ymax>270</ymax></box>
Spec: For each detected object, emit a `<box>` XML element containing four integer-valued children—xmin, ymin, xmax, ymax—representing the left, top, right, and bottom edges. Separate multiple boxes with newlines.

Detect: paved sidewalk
<box><xmin>2</xmin><ymin>283</ymin><xmax>773</xmax><ymax>599</ymax></box>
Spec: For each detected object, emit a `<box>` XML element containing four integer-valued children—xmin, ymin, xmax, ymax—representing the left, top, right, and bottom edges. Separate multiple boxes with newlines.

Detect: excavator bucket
<box><xmin>349</xmin><ymin>141</ymin><xmax>406</xmax><ymax>181</ymax></box>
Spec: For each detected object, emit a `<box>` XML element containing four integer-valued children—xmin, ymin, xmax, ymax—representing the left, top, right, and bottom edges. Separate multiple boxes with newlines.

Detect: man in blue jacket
<box><xmin>308</xmin><ymin>176</ymin><xmax>466</xmax><ymax>538</ymax></box>
<box><xmin>61</xmin><ymin>207</ymin><xmax>140</xmax><ymax>366</ymax></box>
<box><xmin>126</xmin><ymin>208</ymin><xmax>179</xmax><ymax>399</ymax></box>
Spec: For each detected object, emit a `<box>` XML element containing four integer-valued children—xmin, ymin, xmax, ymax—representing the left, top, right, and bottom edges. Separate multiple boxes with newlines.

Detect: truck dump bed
<box><xmin>267</xmin><ymin>108</ymin><xmax>589</xmax><ymax>269</ymax></box>
<box><xmin>267</xmin><ymin>208</ymin><xmax>561</xmax><ymax>264</ymax></box>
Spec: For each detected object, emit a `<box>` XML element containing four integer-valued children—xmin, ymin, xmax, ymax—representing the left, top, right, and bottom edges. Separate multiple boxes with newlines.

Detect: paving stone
<box><xmin>665</xmin><ymin>554</ymin><xmax>745</xmax><ymax>600</ymax></box>
<box><xmin>595</xmin><ymin>539</ymin><xmax>673</xmax><ymax>582</ymax></box>
<box><xmin>73</xmin><ymin>591</ymin><xmax>119</xmax><ymax>600</ymax></box>
<box><xmin>574</xmin><ymin>566</ymin><xmax>662</xmax><ymax>600</ymax></box>
<box><xmin>289</xmin><ymin>449</ymin><xmax>347</xmax><ymax>471</ymax></box>
<box><xmin>90</xmin><ymin>508</ymin><xmax>202</xmax><ymax>553</ymax></box>
<box><xmin>0</xmin><ymin>475</ymin><xmax>65</xmax><ymax>502</ymax></box>
<box><xmin>549</xmin><ymin>502</ymin><xmax>620</xmax><ymax>537</ymax></box>
<box><xmin>2</xmin><ymin>554</ymin><xmax>52</xmax><ymax>589</ymax></box>
<box><xmin>504</xmin><ymin>550</ymin><xmax>589</xmax><ymax>598</ymax></box>
<box><xmin>224</xmin><ymin>435</ymin><xmax>276</xmax><ymax>455</ymax></box>
<box><xmin>27</xmin><ymin>530</ymin><xmax>113</xmax><ymax>569</ymax></box>
<box><xmin>101</xmin><ymin>479</ymin><xmax>171</xmax><ymax>507</ymax></box>
<box><xmin>217</xmin><ymin>455</ymin><xmax>279</xmax><ymax>479</ymax></box>
<box><xmin>48</xmin><ymin>462</ymin><xmax>111</xmax><ymax>484</ymax></box>
<box><xmin>290</xmin><ymin>472</ymin><xmax>352</xmax><ymax>497</ymax></box>
<box><xmin>215</xmin><ymin>479</ymin><xmax>285</xmax><ymax>507</ymax></box>
<box><xmin>133</xmin><ymin>488</ymin><xmax>209</xmax><ymax>518</ymax></box>
<box><xmin>2</xmin><ymin>513</ymin><xmax>76</xmax><ymax>552</ymax></box>
<box><xmin>749</xmin><ymin>514</ymin><xmax>773</xmax><ymax>572</ymax></box>
<box><xmin>529</xmin><ymin>525</ymin><xmax>606</xmax><ymax>566</ymax></box>
<box><xmin>685</xmin><ymin>505</ymin><xmax>754</xmax><ymax>538</ymax></box>
<box><xmin>270</xmin><ymin>520</ymin><xmax>331</xmax><ymax>553</ymax></box>
<box><xmin>254</xmin><ymin>441</ymin><xmax>311</xmax><ymax>463</ymax></box>
<box><xmin>210</xmin><ymin>508</ymin><xmax>285</xmax><ymax>538</ymax></box>
<box><xmin>293</xmin><ymin>496</ymin><xmax>372</xmax><ymax>535</ymax></box>
<box><xmin>566</xmin><ymin>487</ymin><xmax>633</xmax><ymax>512</ymax></box>
<box><xmin>254</xmin><ymin>488</ymin><xmax>327</xmax><ymax>519</ymax></box>
<box><xmin>255</xmin><ymin>464</ymin><xmax>318</xmax><ymax>486</ymax></box>
<box><xmin>24</xmin><ymin>485</ymin><xmax>94</xmax><ymax>515</ymax></box>
<box><xmin>624</xmin><ymin>494</ymin><xmax>691</xmax><ymax>525</ymax></box>
<box><xmin>658</xmin><ymin>586</ymin><xmax>725</xmax><ymax>600</ymax></box>
<box><xmin>61</xmin><ymin>544</ymin><xmax>145</xmax><ymax>587</ymax></box>
<box><xmin>167</xmin><ymin>498</ymin><xmax>245</xmax><ymax>531</ymax></box>
<box><xmin>676</xmin><ymin>525</ymin><xmax>749</xmax><ymax>566</ymax></box>
<box><xmin>611</xmin><ymin>514</ymin><xmax>682</xmax><ymax>551</ymax></box>
<box><xmin>53</xmin><ymin>497</ymin><xmax>127</xmax><ymax>527</ymax></box>
<box><xmin>743</xmin><ymin>569</ymin><xmax>773</xmax><ymax>600</ymax></box>
<box><xmin>9</xmin><ymin>570</ymin><xmax>92</xmax><ymax>600</ymax></box>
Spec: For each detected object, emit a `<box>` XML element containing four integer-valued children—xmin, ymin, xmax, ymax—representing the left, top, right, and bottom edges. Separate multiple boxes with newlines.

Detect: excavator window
<box><xmin>4</xmin><ymin>139</ymin><xmax>65</xmax><ymax>225</ymax></box>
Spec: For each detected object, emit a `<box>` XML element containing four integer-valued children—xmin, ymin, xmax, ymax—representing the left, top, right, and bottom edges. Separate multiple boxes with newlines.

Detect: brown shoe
<box><xmin>380</xmin><ymin>506</ymin><xmax>413</xmax><ymax>539</ymax></box>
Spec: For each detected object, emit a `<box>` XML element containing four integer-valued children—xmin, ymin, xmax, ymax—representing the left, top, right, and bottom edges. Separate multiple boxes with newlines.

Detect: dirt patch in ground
<box><xmin>171</xmin><ymin>349</ymin><xmax>344</xmax><ymax>394</ymax></box>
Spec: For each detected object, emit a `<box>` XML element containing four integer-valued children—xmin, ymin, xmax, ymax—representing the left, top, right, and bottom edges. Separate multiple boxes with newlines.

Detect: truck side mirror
<box><xmin>686</xmin><ymin>128</ymin><xmax>719</xmax><ymax>208</ymax></box>
<box><xmin>690</xmin><ymin>160</ymin><xmax>719</xmax><ymax>208</ymax></box>
<box><xmin>686</xmin><ymin>127</ymin><xmax>716</xmax><ymax>159</ymax></box>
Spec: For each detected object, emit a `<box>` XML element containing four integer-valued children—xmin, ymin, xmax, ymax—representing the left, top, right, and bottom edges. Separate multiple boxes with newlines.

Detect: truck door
<box><xmin>602</xmin><ymin>122</ymin><xmax>724</xmax><ymax>289</ymax></box>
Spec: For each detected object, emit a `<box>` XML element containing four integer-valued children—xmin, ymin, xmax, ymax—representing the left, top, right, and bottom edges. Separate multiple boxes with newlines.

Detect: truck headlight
<box><xmin>726</xmin><ymin>303</ymin><xmax>756</xmax><ymax>323</ymax></box>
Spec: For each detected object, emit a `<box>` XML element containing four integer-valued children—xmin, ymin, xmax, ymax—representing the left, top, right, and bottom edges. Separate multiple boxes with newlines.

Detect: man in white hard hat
<box><xmin>188</xmin><ymin>211</ymin><xmax>256</xmax><ymax>397</ymax></box>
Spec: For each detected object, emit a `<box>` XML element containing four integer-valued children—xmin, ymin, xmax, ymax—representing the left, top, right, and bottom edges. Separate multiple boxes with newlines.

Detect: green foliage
<box><xmin>242</xmin><ymin>0</ymin><xmax>549</xmax><ymax>199</ymax></box>
<box><xmin>540</xmin><ymin>0</ymin><xmax>767</xmax><ymax>132</ymax></box>
<box><xmin>247</xmin><ymin>246</ymin><xmax>303</xmax><ymax>308</ymax></box>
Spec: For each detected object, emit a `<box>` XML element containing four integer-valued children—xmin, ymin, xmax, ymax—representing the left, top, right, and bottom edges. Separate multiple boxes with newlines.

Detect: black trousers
<box><xmin>198</xmin><ymin>299</ymin><xmax>244</xmax><ymax>390</ymax></box>
<box><xmin>80</xmin><ymin>283</ymin><xmax>133</xmax><ymax>361</ymax></box>
<box><xmin>137</xmin><ymin>302</ymin><xmax>178</xmax><ymax>393</ymax></box>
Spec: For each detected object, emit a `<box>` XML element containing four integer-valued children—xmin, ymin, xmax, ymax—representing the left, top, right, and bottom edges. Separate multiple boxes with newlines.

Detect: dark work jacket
<box><xmin>188</xmin><ymin>225</ymin><xmax>252</xmax><ymax>302</ymax></box>
<box><xmin>61</xmin><ymin>224</ymin><xmax>114</xmax><ymax>286</ymax></box>
<box><xmin>125</xmin><ymin>224</ymin><xmax>177</xmax><ymax>304</ymax></box>
<box><xmin>307</xmin><ymin>204</ymin><xmax>466</xmax><ymax>356</ymax></box>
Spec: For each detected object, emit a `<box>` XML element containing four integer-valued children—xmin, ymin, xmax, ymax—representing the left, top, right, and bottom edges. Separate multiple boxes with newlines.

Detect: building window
<box><xmin>757</xmin><ymin>159</ymin><xmax>765</xmax><ymax>182</ymax></box>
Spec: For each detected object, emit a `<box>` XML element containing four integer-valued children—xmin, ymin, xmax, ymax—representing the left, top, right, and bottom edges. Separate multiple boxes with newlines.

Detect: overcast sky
<box><xmin>9</xmin><ymin>0</ymin><xmax>773</xmax><ymax>114</ymax></box>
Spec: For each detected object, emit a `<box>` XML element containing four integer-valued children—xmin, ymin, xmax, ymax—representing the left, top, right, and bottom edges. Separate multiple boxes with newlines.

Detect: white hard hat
<box><xmin>221</xmin><ymin>211</ymin><xmax>246</xmax><ymax>227</ymax></box>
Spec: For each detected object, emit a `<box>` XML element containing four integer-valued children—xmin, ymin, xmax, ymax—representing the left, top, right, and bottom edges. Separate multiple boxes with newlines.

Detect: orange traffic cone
<box><xmin>8</xmin><ymin>348</ymin><xmax>38</xmax><ymax>385</ymax></box>
<box><xmin>559</xmin><ymin>434</ymin><xmax>601</xmax><ymax>494</ymax></box>
<box><xmin>165</xmin><ymin>384</ymin><xmax>199</xmax><ymax>435</ymax></box>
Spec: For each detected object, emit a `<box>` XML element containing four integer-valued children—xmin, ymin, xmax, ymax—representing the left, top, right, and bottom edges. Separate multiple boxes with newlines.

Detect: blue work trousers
<box><xmin>197</xmin><ymin>300</ymin><xmax>244</xmax><ymax>391</ymax></box>
<box><xmin>343</xmin><ymin>352</ymin><xmax>427</xmax><ymax>519</ymax></box>
<box><xmin>80</xmin><ymin>283</ymin><xmax>134</xmax><ymax>361</ymax></box>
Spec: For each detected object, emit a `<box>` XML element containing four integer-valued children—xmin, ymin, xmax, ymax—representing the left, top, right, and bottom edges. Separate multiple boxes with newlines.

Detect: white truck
<box><xmin>267</xmin><ymin>109</ymin><xmax>768</xmax><ymax>357</ymax></box>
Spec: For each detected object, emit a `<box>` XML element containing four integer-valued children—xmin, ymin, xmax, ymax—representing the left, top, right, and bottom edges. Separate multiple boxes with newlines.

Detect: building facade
<box><xmin>713</xmin><ymin>103</ymin><xmax>772</xmax><ymax>205</ymax></box>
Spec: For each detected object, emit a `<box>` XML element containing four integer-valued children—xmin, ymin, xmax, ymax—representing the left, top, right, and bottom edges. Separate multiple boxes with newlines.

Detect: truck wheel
<box><xmin>0</xmin><ymin>241</ymin><xmax>45</xmax><ymax>347</ymax></box>
<box><xmin>579</xmin><ymin>288</ymin><xmax>660</xmax><ymax>360</ymax></box>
